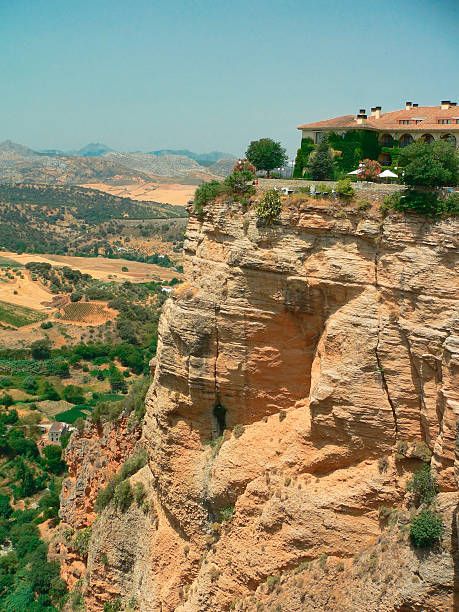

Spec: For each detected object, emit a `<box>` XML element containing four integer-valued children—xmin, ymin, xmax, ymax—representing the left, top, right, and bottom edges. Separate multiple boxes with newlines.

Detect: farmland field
<box><xmin>1</xmin><ymin>252</ymin><xmax>183</xmax><ymax>282</ymax></box>
<box><xmin>0</xmin><ymin>300</ymin><xmax>47</xmax><ymax>327</ymax></box>
<box><xmin>60</xmin><ymin>301</ymin><xmax>115</xmax><ymax>324</ymax></box>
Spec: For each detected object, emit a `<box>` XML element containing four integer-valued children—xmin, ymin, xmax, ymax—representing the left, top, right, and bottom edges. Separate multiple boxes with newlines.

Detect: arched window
<box><xmin>399</xmin><ymin>134</ymin><xmax>414</xmax><ymax>147</ymax></box>
<box><xmin>441</xmin><ymin>134</ymin><xmax>457</xmax><ymax>146</ymax></box>
<box><xmin>422</xmin><ymin>134</ymin><xmax>434</xmax><ymax>144</ymax></box>
<box><xmin>379</xmin><ymin>153</ymin><xmax>391</xmax><ymax>166</ymax></box>
<box><xmin>381</xmin><ymin>134</ymin><xmax>393</xmax><ymax>147</ymax></box>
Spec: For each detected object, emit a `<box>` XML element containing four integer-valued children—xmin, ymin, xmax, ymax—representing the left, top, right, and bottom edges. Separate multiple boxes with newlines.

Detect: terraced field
<box><xmin>0</xmin><ymin>300</ymin><xmax>47</xmax><ymax>327</ymax></box>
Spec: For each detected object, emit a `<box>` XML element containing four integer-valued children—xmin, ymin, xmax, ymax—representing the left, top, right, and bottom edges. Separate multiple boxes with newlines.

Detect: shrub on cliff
<box><xmin>406</xmin><ymin>464</ymin><xmax>438</xmax><ymax>507</ymax></box>
<box><xmin>113</xmin><ymin>480</ymin><xmax>133</xmax><ymax>512</ymax></box>
<box><xmin>223</xmin><ymin>170</ymin><xmax>255</xmax><ymax>197</ymax></box>
<box><xmin>193</xmin><ymin>181</ymin><xmax>225</xmax><ymax>214</ymax></box>
<box><xmin>95</xmin><ymin>450</ymin><xmax>146</xmax><ymax>512</ymax></box>
<box><xmin>410</xmin><ymin>509</ymin><xmax>443</xmax><ymax>548</ymax></box>
<box><xmin>336</xmin><ymin>178</ymin><xmax>355</xmax><ymax>197</ymax></box>
<box><xmin>71</xmin><ymin>527</ymin><xmax>92</xmax><ymax>558</ymax></box>
<box><xmin>256</xmin><ymin>190</ymin><xmax>282</xmax><ymax>225</ymax></box>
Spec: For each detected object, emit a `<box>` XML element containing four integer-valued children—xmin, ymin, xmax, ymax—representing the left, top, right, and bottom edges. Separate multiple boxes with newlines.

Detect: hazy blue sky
<box><xmin>1</xmin><ymin>0</ymin><xmax>458</xmax><ymax>157</ymax></box>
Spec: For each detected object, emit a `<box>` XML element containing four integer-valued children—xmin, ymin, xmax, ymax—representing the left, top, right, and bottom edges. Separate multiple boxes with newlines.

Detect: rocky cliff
<box><xmin>59</xmin><ymin>194</ymin><xmax>458</xmax><ymax>611</ymax></box>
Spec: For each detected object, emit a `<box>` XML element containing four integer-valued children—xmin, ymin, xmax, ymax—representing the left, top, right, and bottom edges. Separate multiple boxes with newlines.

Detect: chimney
<box><xmin>405</xmin><ymin>101</ymin><xmax>412</xmax><ymax>111</ymax></box>
<box><xmin>412</xmin><ymin>103</ymin><xmax>418</xmax><ymax>108</ymax></box>
<box><xmin>451</xmin><ymin>102</ymin><xmax>457</xmax><ymax>107</ymax></box>
<box><xmin>441</xmin><ymin>100</ymin><xmax>451</xmax><ymax>110</ymax></box>
<box><xmin>371</xmin><ymin>105</ymin><xmax>382</xmax><ymax>119</ymax></box>
<box><xmin>356</xmin><ymin>111</ymin><xmax>367</xmax><ymax>125</ymax></box>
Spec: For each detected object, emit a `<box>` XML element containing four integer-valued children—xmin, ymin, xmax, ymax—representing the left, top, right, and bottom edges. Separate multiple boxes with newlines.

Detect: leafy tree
<box><xmin>31</xmin><ymin>339</ymin><xmax>51</xmax><ymax>360</ymax></box>
<box><xmin>22</xmin><ymin>376</ymin><xmax>38</xmax><ymax>394</ymax></box>
<box><xmin>399</xmin><ymin>140</ymin><xmax>458</xmax><ymax>187</ymax></box>
<box><xmin>70</xmin><ymin>291</ymin><xmax>83</xmax><ymax>302</ymax></box>
<box><xmin>109</xmin><ymin>368</ymin><xmax>127</xmax><ymax>393</ymax></box>
<box><xmin>62</xmin><ymin>385</ymin><xmax>85</xmax><ymax>405</ymax></box>
<box><xmin>308</xmin><ymin>136</ymin><xmax>333</xmax><ymax>180</ymax></box>
<box><xmin>0</xmin><ymin>494</ymin><xmax>12</xmax><ymax>519</ymax></box>
<box><xmin>410</xmin><ymin>509</ymin><xmax>443</xmax><ymax>548</ymax></box>
<box><xmin>1</xmin><ymin>394</ymin><xmax>14</xmax><ymax>408</ymax></box>
<box><xmin>39</xmin><ymin>490</ymin><xmax>61</xmax><ymax>520</ymax></box>
<box><xmin>43</xmin><ymin>445</ymin><xmax>65</xmax><ymax>475</ymax></box>
<box><xmin>246</xmin><ymin>138</ymin><xmax>288</xmax><ymax>177</ymax></box>
<box><xmin>43</xmin><ymin>381</ymin><xmax>60</xmax><ymax>401</ymax></box>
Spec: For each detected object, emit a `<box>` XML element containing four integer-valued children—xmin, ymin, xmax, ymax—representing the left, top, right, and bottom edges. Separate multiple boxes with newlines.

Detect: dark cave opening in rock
<box><xmin>213</xmin><ymin>404</ymin><xmax>227</xmax><ymax>438</ymax></box>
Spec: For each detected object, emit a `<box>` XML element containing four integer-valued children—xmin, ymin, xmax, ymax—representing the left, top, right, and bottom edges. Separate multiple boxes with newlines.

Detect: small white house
<box><xmin>48</xmin><ymin>422</ymin><xmax>68</xmax><ymax>443</ymax></box>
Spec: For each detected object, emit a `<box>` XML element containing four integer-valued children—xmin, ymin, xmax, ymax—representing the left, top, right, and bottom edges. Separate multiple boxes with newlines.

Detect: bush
<box><xmin>256</xmin><ymin>190</ymin><xmax>282</xmax><ymax>225</ymax></box>
<box><xmin>194</xmin><ymin>181</ymin><xmax>225</xmax><ymax>214</ymax></box>
<box><xmin>336</xmin><ymin>178</ymin><xmax>355</xmax><ymax>197</ymax></box>
<box><xmin>134</xmin><ymin>482</ymin><xmax>146</xmax><ymax>505</ymax></box>
<box><xmin>40</xmin><ymin>321</ymin><xmax>52</xmax><ymax>329</ymax></box>
<box><xmin>223</xmin><ymin>171</ymin><xmax>255</xmax><ymax>197</ymax></box>
<box><xmin>406</xmin><ymin>464</ymin><xmax>438</xmax><ymax>507</ymax></box>
<box><xmin>410</xmin><ymin>510</ymin><xmax>443</xmax><ymax>548</ymax></box>
<box><xmin>72</xmin><ymin>527</ymin><xmax>92</xmax><ymax>558</ymax></box>
<box><xmin>113</xmin><ymin>480</ymin><xmax>133</xmax><ymax>512</ymax></box>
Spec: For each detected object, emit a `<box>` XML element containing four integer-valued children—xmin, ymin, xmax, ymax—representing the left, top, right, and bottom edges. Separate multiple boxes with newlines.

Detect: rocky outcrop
<box><xmin>53</xmin><ymin>419</ymin><xmax>141</xmax><ymax>590</ymax></box>
<box><xmin>60</xmin><ymin>195</ymin><xmax>458</xmax><ymax>611</ymax></box>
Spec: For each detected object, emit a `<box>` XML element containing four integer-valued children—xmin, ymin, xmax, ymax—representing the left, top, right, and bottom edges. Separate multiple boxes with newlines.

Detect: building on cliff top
<box><xmin>297</xmin><ymin>100</ymin><xmax>459</xmax><ymax>166</ymax></box>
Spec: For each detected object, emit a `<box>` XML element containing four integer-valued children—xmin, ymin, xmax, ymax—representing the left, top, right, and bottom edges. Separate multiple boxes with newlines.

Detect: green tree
<box><xmin>31</xmin><ymin>339</ymin><xmax>51</xmax><ymax>360</ymax></box>
<box><xmin>62</xmin><ymin>385</ymin><xmax>85</xmax><ymax>405</ymax></box>
<box><xmin>406</xmin><ymin>464</ymin><xmax>438</xmax><ymax>507</ymax></box>
<box><xmin>399</xmin><ymin>140</ymin><xmax>458</xmax><ymax>187</ymax></box>
<box><xmin>1</xmin><ymin>393</ymin><xmax>14</xmax><ymax>408</ymax></box>
<box><xmin>308</xmin><ymin>136</ymin><xmax>333</xmax><ymax>180</ymax></box>
<box><xmin>246</xmin><ymin>138</ymin><xmax>288</xmax><ymax>177</ymax></box>
<box><xmin>43</xmin><ymin>445</ymin><xmax>65</xmax><ymax>475</ymax></box>
<box><xmin>43</xmin><ymin>381</ymin><xmax>60</xmax><ymax>401</ymax></box>
<box><xmin>22</xmin><ymin>376</ymin><xmax>38</xmax><ymax>394</ymax></box>
<box><xmin>0</xmin><ymin>494</ymin><xmax>12</xmax><ymax>519</ymax></box>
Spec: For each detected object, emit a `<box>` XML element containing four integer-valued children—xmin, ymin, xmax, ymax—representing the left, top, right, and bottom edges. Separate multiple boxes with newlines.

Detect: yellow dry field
<box><xmin>0</xmin><ymin>271</ymin><xmax>53</xmax><ymax>311</ymax></box>
<box><xmin>80</xmin><ymin>181</ymin><xmax>196</xmax><ymax>206</ymax></box>
<box><xmin>1</xmin><ymin>252</ymin><xmax>183</xmax><ymax>282</ymax></box>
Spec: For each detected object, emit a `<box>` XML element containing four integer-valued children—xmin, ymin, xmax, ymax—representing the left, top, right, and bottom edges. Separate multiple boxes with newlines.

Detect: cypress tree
<box><xmin>309</xmin><ymin>136</ymin><xmax>334</xmax><ymax>180</ymax></box>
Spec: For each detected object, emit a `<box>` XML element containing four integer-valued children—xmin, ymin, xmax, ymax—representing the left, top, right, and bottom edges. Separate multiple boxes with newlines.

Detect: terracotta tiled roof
<box><xmin>297</xmin><ymin>106</ymin><xmax>459</xmax><ymax>132</ymax></box>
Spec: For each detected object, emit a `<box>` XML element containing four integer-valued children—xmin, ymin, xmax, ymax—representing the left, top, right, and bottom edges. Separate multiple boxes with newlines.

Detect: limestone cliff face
<box><xmin>61</xmin><ymin>197</ymin><xmax>458</xmax><ymax>611</ymax></box>
<box><xmin>53</xmin><ymin>419</ymin><xmax>141</xmax><ymax>591</ymax></box>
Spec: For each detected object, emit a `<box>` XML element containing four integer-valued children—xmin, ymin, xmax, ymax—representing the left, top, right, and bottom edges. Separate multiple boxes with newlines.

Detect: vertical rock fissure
<box><xmin>398</xmin><ymin>327</ymin><xmax>428</xmax><ymax>443</ymax></box>
<box><xmin>374</xmin><ymin>249</ymin><xmax>399</xmax><ymax>436</ymax></box>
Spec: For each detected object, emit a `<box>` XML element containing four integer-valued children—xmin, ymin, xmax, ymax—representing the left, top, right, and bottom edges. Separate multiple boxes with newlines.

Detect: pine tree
<box><xmin>309</xmin><ymin>136</ymin><xmax>334</xmax><ymax>180</ymax></box>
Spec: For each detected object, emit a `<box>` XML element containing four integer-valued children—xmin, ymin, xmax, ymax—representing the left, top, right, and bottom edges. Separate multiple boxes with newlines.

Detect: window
<box><xmin>381</xmin><ymin>134</ymin><xmax>393</xmax><ymax>147</ymax></box>
<box><xmin>399</xmin><ymin>120</ymin><xmax>411</xmax><ymax>125</ymax></box>
<box><xmin>314</xmin><ymin>131</ymin><xmax>323</xmax><ymax>144</ymax></box>
<box><xmin>400</xmin><ymin>134</ymin><xmax>414</xmax><ymax>147</ymax></box>
<box><xmin>437</xmin><ymin>119</ymin><xmax>452</xmax><ymax>124</ymax></box>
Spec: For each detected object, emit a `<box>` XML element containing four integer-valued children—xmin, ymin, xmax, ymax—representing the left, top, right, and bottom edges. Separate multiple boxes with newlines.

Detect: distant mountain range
<box><xmin>149</xmin><ymin>149</ymin><xmax>235</xmax><ymax>165</ymax></box>
<box><xmin>0</xmin><ymin>140</ymin><xmax>236</xmax><ymax>184</ymax></box>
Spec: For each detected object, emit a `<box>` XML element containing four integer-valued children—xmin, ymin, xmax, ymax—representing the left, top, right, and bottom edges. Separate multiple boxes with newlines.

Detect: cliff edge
<box><xmin>59</xmin><ymin>195</ymin><xmax>459</xmax><ymax>611</ymax></box>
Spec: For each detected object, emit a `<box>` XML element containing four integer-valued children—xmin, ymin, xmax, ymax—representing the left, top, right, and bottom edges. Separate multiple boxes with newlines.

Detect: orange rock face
<box><xmin>59</xmin><ymin>198</ymin><xmax>459</xmax><ymax>611</ymax></box>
